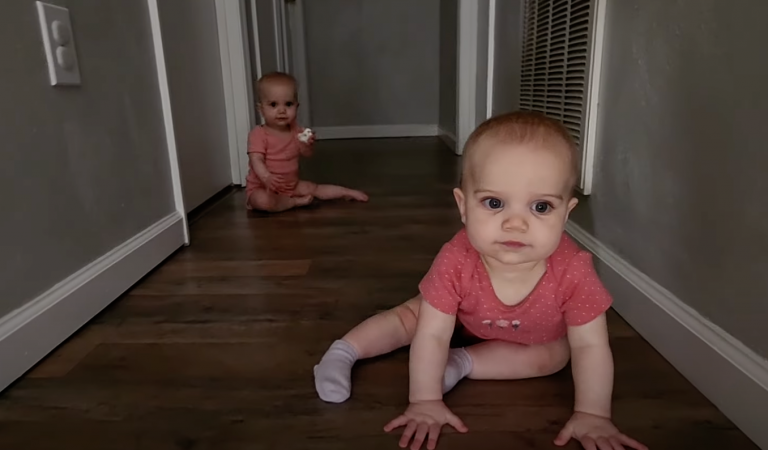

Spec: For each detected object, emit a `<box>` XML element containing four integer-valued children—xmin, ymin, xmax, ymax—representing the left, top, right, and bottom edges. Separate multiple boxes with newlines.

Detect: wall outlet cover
<box><xmin>36</xmin><ymin>1</ymin><xmax>81</xmax><ymax>86</ymax></box>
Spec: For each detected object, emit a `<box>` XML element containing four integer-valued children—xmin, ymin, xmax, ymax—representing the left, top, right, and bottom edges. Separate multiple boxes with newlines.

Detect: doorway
<box><xmin>218</xmin><ymin>0</ymin><xmax>494</xmax><ymax>185</ymax></box>
<box><xmin>245</xmin><ymin>0</ymin><xmax>450</xmax><ymax>140</ymax></box>
<box><xmin>245</xmin><ymin>0</ymin><xmax>311</xmax><ymax>125</ymax></box>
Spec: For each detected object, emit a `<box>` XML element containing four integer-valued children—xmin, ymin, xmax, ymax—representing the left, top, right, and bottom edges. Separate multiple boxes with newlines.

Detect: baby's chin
<box><xmin>489</xmin><ymin>250</ymin><xmax>540</xmax><ymax>266</ymax></box>
<box><xmin>482</xmin><ymin>243</ymin><xmax>558</xmax><ymax>267</ymax></box>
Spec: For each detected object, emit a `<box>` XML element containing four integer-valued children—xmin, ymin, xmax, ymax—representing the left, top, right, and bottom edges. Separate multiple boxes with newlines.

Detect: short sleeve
<box><xmin>247</xmin><ymin>127</ymin><xmax>267</xmax><ymax>155</ymax></box>
<box><xmin>559</xmin><ymin>251</ymin><xmax>613</xmax><ymax>326</ymax></box>
<box><xmin>418</xmin><ymin>242</ymin><xmax>465</xmax><ymax>315</ymax></box>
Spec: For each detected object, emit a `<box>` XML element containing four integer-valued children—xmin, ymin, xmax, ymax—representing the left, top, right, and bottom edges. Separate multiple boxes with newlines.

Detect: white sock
<box><xmin>443</xmin><ymin>347</ymin><xmax>473</xmax><ymax>393</ymax></box>
<box><xmin>313</xmin><ymin>340</ymin><xmax>358</xmax><ymax>403</ymax></box>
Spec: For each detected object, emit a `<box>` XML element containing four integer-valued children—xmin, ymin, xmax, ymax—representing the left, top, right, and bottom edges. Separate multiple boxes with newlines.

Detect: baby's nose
<box><xmin>502</xmin><ymin>214</ymin><xmax>528</xmax><ymax>232</ymax></box>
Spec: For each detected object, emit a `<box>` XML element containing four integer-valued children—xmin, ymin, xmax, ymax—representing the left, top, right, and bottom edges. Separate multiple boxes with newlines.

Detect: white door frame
<box><xmin>284</xmin><ymin>0</ymin><xmax>312</xmax><ymax>126</ymax></box>
<box><xmin>264</xmin><ymin>0</ymin><xmax>312</xmax><ymax>125</ymax></box>
<box><xmin>273</xmin><ymin>0</ymin><xmax>290</xmax><ymax>72</ymax></box>
<box><xmin>216</xmin><ymin>0</ymin><xmax>312</xmax><ymax>185</ymax></box>
<box><xmin>147</xmin><ymin>0</ymin><xmax>189</xmax><ymax>244</ymax></box>
<box><xmin>485</xmin><ymin>0</ymin><xmax>497</xmax><ymax>120</ymax></box>
<box><xmin>456</xmin><ymin>0</ymin><xmax>478</xmax><ymax>155</ymax></box>
<box><xmin>215</xmin><ymin>0</ymin><xmax>254</xmax><ymax>187</ymax></box>
<box><xmin>248</xmin><ymin>0</ymin><xmax>264</xmax><ymax>81</ymax></box>
<box><xmin>456</xmin><ymin>0</ymin><xmax>493</xmax><ymax>155</ymax></box>
<box><xmin>247</xmin><ymin>0</ymin><xmax>265</xmax><ymax>130</ymax></box>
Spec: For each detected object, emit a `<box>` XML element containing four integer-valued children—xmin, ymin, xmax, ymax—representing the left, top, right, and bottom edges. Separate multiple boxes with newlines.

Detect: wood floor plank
<box><xmin>151</xmin><ymin>259</ymin><xmax>312</xmax><ymax>278</ymax></box>
<box><xmin>0</xmin><ymin>138</ymin><xmax>757</xmax><ymax>449</ymax></box>
<box><xmin>25</xmin><ymin>329</ymin><xmax>104</xmax><ymax>379</ymax></box>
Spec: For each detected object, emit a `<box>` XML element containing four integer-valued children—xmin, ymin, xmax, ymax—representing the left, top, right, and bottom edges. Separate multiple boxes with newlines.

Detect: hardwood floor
<box><xmin>0</xmin><ymin>138</ymin><xmax>757</xmax><ymax>449</ymax></box>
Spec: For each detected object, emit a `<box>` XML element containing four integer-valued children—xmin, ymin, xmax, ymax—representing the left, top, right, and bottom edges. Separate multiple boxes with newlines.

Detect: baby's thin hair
<box><xmin>256</xmin><ymin>71</ymin><xmax>297</xmax><ymax>101</ymax></box>
<box><xmin>460</xmin><ymin>110</ymin><xmax>579</xmax><ymax>192</ymax></box>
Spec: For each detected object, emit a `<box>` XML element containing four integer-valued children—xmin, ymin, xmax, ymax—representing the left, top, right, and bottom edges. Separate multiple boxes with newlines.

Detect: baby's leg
<box><xmin>469</xmin><ymin>338</ymin><xmax>570</xmax><ymax>379</ymax></box>
<box><xmin>247</xmin><ymin>187</ymin><xmax>313</xmax><ymax>213</ymax></box>
<box><xmin>441</xmin><ymin>339</ymin><xmax>570</xmax><ymax>394</ymax></box>
<box><xmin>295</xmin><ymin>180</ymin><xmax>368</xmax><ymax>202</ymax></box>
<box><xmin>314</xmin><ymin>296</ymin><xmax>421</xmax><ymax>403</ymax></box>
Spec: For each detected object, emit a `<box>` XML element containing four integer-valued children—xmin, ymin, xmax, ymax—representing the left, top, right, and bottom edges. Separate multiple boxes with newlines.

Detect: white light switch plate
<box><xmin>36</xmin><ymin>1</ymin><xmax>81</xmax><ymax>86</ymax></box>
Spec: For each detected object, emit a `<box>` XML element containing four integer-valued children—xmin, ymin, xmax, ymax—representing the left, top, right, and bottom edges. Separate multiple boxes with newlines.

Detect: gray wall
<box><xmin>491</xmin><ymin>0</ymin><xmax>523</xmax><ymax>116</ymax></box>
<box><xmin>570</xmin><ymin>0</ymin><xmax>768</xmax><ymax>359</ymax></box>
<box><xmin>158</xmin><ymin>0</ymin><xmax>233</xmax><ymax>212</ymax></box>
<box><xmin>303</xmin><ymin>0</ymin><xmax>441</xmax><ymax>127</ymax></box>
<box><xmin>438</xmin><ymin>0</ymin><xmax>458</xmax><ymax>135</ymax></box>
<box><xmin>0</xmin><ymin>0</ymin><xmax>175</xmax><ymax>318</ymax></box>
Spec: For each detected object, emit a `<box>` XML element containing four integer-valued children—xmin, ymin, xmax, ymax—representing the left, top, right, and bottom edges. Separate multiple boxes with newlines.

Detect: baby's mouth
<box><xmin>500</xmin><ymin>240</ymin><xmax>527</xmax><ymax>249</ymax></box>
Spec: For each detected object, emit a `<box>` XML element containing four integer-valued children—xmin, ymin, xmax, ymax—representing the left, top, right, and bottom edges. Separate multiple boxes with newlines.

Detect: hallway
<box><xmin>0</xmin><ymin>138</ymin><xmax>756</xmax><ymax>449</ymax></box>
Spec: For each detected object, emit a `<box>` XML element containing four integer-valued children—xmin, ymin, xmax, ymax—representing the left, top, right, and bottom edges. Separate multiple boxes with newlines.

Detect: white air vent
<box><xmin>519</xmin><ymin>0</ymin><xmax>606</xmax><ymax>194</ymax></box>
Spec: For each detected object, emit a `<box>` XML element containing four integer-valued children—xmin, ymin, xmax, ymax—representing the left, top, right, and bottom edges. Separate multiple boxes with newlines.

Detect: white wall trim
<box><xmin>566</xmin><ymin>221</ymin><xmax>768</xmax><ymax>450</ymax></box>
<box><xmin>147</xmin><ymin>0</ymin><xmax>189</xmax><ymax>243</ymax></box>
<box><xmin>456</xmin><ymin>0</ymin><xmax>480</xmax><ymax>155</ymax></box>
<box><xmin>0</xmin><ymin>213</ymin><xmax>185</xmax><ymax>393</ymax></box>
<box><xmin>485</xmin><ymin>0</ymin><xmax>497</xmax><ymax>120</ymax></box>
<box><xmin>580</xmin><ymin>0</ymin><xmax>607</xmax><ymax>195</ymax></box>
<box><xmin>438</xmin><ymin>127</ymin><xmax>457</xmax><ymax>152</ymax></box>
<box><xmin>215</xmin><ymin>0</ymin><xmax>253</xmax><ymax>187</ymax></box>
<box><xmin>314</xmin><ymin>125</ymin><xmax>439</xmax><ymax>140</ymax></box>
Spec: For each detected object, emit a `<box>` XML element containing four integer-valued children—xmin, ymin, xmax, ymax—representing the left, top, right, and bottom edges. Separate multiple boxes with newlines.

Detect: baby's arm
<box><xmin>247</xmin><ymin>127</ymin><xmax>281</xmax><ymax>191</ymax></box>
<box><xmin>554</xmin><ymin>315</ymin><xmax>646</xmax><ymax>449</ymax></box>
<box><xmin>384</xmin><ymin>300</ymin><xmax>467</xmax><ymax>449</ymax></box>
<box><xmin>248</xmin><ymin>127</ymin><xmax>273</xmax><ymax>182</ymax></box>
<box><xmin>554</xmin><ymin>249</ymin><xmax>647</xmax><ymax>449</ymax></box>
<box><xmin>566</xmin><ymin>313</ymin><xmax>613</xmax><ymax>417</ymax></box>
<box><xmin>408</xmin><ymin>301</ymin><xmax>456</xmax><ymax>402</ymax></box>
<box><xmin>249</xmin><ymin>153</ymin><xmax>272</xmax><ymax>183</ymax></box>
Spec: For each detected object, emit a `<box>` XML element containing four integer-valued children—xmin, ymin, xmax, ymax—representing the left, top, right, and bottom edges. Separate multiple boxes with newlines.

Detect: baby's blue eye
<box><xmin>482</xmin><ymin>198</ymin><xmax>504</xmax><ymax>210</ymax></box>
<box><xmin>532</xmin><ymin>201</ymin><xmax>552</xmax><ymax>214</ymax></box>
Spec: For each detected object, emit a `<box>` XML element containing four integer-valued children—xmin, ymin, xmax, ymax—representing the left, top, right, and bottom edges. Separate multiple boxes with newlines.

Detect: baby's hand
<box><xmin>297</xmin><ymin>128</ymin><xmax>314</xmax><ymax>144</ymax></box>
<box><xmin>265</xmin><ymin>174</ymin><xmax>283</xmax><ymax>193</ymax></box>
<box><xmin>384</xmin><ymin>400</ymin><xmax>468</xmax><ymax>450</ymax></box>
<box><xmin>554</xmin><ymin>411</ymin><xmax>647</xmax><ymax>450</ymax></box>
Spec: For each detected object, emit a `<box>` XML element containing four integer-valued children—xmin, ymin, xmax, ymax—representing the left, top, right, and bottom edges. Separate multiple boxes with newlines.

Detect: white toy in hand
<box><xmin>298</xmin><ymin>128</ymin><xmax>313</xmax><ymax>143</ymax></box>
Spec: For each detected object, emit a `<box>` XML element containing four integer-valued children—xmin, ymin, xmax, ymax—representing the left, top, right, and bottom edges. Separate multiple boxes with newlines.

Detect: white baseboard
<box><xmin>438</xmin><ymin>127</ymin><xmax>457</xmax><ymax>152</ymax></box>
<box><xmin>566</xmin><ymin>221</ymin><xmax>768</xmax><ymax>450</ymax></box>
<box><xmin>0</xmin><ymin>212</ymin><xmax>185</xmax><ymax>392</ymax></box>
<box><xmin>313</xmin><ymin>124</ymin><xmax>439</xmax><ymax>140</ymax></box>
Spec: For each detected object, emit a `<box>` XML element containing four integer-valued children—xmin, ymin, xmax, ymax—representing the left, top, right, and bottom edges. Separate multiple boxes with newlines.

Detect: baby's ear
<box><xmin>565</xmin><ymin>196</ymin><xmax>579</xmax><ymax>219</ymax></box>
<box><xmin>453</xmin><ymin>188</ymin><xmax>467</xmax><ymax>224</ymax></box>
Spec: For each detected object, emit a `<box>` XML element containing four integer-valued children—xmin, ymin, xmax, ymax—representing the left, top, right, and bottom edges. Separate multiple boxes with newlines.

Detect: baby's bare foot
<box><xmin>344</xmin><ymin>190</ymin><xmax>368</xmax><ymax>202</ymax></box>
<box><xmin>294</xmin><ymin>195</ymin><xmax>314</xmax><ymax>207</ymax></box>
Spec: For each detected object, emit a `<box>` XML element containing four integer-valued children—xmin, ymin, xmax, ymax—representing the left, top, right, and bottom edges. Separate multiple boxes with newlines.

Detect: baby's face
<box><xmin>454</xmin><ymin>140</ymin><xmax>577</xmax><ymax>268</ymax></box>
<box><xmin>258</xmin><ymin>82</ymin><xmax>298</xmax><ymax>129</ymax></box>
